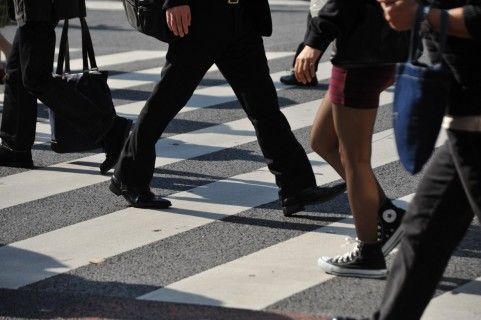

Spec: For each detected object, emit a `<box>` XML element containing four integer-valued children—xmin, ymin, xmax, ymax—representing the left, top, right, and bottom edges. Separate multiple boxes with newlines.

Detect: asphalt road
<box><xmin>1</xmin><ymin>1</ymin><xmax>480</xmax><ymax>319</ymax></box>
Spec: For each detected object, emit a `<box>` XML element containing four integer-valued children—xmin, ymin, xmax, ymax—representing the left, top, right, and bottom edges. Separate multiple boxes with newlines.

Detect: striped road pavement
<box><xmin>1</xmin><ymin>43</ymin><xmax>480</xmax><ymax>320</ymax></box>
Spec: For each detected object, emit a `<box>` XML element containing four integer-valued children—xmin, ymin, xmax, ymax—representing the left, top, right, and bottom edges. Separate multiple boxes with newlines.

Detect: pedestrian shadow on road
<box><xmin>0</xmin><ymin>247</ymin><xmax>324</xmax><ymax>319</ymax></box>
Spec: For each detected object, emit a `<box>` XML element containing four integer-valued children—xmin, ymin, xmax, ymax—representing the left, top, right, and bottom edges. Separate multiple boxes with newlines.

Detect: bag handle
<box><xmin>56</xmin><ymin>17</ymin><xmax>98</xmax><ymax>75</ymax></box>
<box><xmin>56</xmin><ymin>20</ymin><xmax>71</xmax><ymax>75</ymax></box>
<box><xmin>80</xmin><ymin>17</ymin><xmax>98</xmax><ymax>71</ymax></box>
<box><xmin>409</xmin><ymin>6</ymin><xmax>449</xmax><ymax>63</ymax></box>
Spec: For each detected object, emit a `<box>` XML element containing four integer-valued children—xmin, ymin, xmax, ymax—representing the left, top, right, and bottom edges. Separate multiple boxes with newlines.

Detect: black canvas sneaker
<box><xmin>377</xmin><ymin>198</ymin><xmax>406</xmax><ymax>256</ymax></box>
<box><xmin>318</xmin><ymin>240</ymin><xmax>387</xmax><ymax>279</ymax></box>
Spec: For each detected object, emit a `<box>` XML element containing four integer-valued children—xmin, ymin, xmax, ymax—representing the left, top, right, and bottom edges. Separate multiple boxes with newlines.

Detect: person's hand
<box><xmin>294</xmin><ymin>45</ymin><xmax>322</xmax><ymax>84</ymax></box>
<box><xmin>378</xmin><ymin>0</ymin><xmax>419</xmax><ymax>31</ymax></box>
<box><xmin>166</xmin><ymin>5</ymin><xmax>191</xmax><ymax>37</ymax></box>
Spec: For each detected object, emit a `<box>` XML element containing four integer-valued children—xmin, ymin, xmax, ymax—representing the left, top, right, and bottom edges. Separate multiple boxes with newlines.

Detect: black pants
<box><xmin>376</xmin><ymin>129</ymin><xmax>481</xmax><ymax>320</ymax></box>
<box><xmin>115</xmin><ymin>3</ymin><xmax>316</xmax><ymax>197</ymax></box>
<box><xmin>0</xmin><ymin>21</ymin><xmax>115</xmax><ymax>151</ymax></box>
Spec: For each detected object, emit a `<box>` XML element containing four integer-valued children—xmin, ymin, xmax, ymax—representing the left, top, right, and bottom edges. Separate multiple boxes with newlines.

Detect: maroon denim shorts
<box><xmin>328</xmin><ymin>65</ymin><xmax>396</xmax><ymax>109</ymax></box>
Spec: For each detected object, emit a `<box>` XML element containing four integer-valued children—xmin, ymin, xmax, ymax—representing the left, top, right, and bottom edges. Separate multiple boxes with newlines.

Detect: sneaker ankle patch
<box><xmin>382</xmin><ymin>208</ymin><xmax>397</xmax><ymax>223</ymax></box>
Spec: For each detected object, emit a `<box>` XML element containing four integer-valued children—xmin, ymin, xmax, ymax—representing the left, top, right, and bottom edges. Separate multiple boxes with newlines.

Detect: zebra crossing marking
<box><xmin>65</xmin><ymin>50</ymin><xmax>166</xmax><ymax>71</ymax></box>
<box><xmin>2</xmin><ymin>50</ymin><xmax>297</xmax><ymax>143</ymax></box>
<box><xmin>0</xmin><ymin>51</ymin><xmax>293</xmax><ymax>101</ymax></box>
<box><xmin>139</xmin><ymin>196</ymin><xmax>414</xmax><ymax>310</ymax></box>
<box><xmin>105</xmin><ymin>51</ymin><xmax>294</xmax><ymax>89</ymax></box>
<box><xmin>86</xmin><ymin>1</ymin><xmax>123</xmax><ymax>11</ymax></box>
<box><xmin>422</xmin><ymin>276</ymin><xmax>481</xmax><ymax>319</ymax></box>
<box><xmin>1</xmin><ymin>86</ymin><xmax>395</xmax><ymax>210</ymax></box>
<box><xmin>0</xmin><ymin>127</ymin><xmax>442</xmax><ymax>290</ymax></box>
<box><xmin>0</xmin><ymin>99</ymin><xmax>321</xmax><ymax>210</ymax></box>
<box><xmin>84</xmin><ymin>0</ymin><xmax>310</xmax><ymax>12</ymax></box>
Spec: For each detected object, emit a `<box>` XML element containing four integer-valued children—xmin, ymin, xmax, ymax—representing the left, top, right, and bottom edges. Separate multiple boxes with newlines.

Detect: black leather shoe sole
<box><xmin>109</xmin><ymin>177</ymin><xmax>172</xmax><ymax>209</ymax></box>
<box><xmin>280</xmin><ymin>74</ymin><xmax>318</xmax><ymax>87</ymax></box>
<box><xmin>282</xmin><ymin>182</ymin><xmax>347</xmax><ymax>217</ymax></box>
<box><xmin>0</xmin><ymin>159</ymin><xmax>34</xmax><ymax>169</ymax></box>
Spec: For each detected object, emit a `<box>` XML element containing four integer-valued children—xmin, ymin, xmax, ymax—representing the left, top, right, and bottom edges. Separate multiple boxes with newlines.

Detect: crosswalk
<box><xmin>84</xmin><ymin>0</ymin><xmax>311</xmax><ymax>12</ymax></box>
<box><xmin>1</xmin><ymin>43</ymin><xmax>480</xmax><ymax>319</ymax></box>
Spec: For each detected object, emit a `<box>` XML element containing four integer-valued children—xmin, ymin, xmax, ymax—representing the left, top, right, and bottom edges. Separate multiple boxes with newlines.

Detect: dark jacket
<box><xmin>304</xmin><ymin>0</ymin><xmax>408</xmax><ymax>67</ymax></box>
<box><xmin>304</xmin><ymin>0</ymin><xmax>365</xmax><ymax>52</ymax></box>
<box><xmin>163</xmin><ymin>0</ymin><xmax>273</xmax><ymax>37</ymax></box>
<box><xmin>424</xmin><ymin>0</ymin><xmax>481</xmax><ymax>116</ymax></box>
<box><xmin>11</xmin><ymin>0</ymin><xmax>86</xmax><ymax>26</ymax></box>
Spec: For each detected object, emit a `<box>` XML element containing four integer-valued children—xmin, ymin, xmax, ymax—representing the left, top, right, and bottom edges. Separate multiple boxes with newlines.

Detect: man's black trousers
<box><xmin>376</xmin><ymin>129</ymin><xmax>481</xmax><ymax>320</ymax></box>
<box><xmin>115</xmin><ymin>2</ymin><xmax>317</xmax><ymax>197</ymax></box>
<box><xmin>0</xmin><ymin>21</ymin><xmax>115</xmax><ymax>151</ymax></box>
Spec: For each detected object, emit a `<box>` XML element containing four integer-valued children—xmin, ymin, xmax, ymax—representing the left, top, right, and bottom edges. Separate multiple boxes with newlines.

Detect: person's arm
<box><xmin>304</xmin><ymin>0</ymin><xmax>362</xmax><ymax>51</ymax></box>
<box><xmin>378</xmin><ymin>0</ymin><xmax>481</xmax><ymax>39</ymax></box>
<box><xmin>163</xmin><ymin>0</ymin><xmax>191</xmax><ymax>38</ymax></box>
<box><xmin>295</xmin><ymin>0</ymin><xmax>363</xmax><ymax>84</ymax></box>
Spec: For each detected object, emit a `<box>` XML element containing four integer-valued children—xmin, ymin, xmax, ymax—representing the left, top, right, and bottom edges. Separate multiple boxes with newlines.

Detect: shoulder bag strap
<box><xmin>56</xmin><ymin>19</ymin><xmax>71</xmax><ymax>75</ymax></box>
<box><xmin>409</xmin><ymin>6</ymin><xmax>450</xmax><ymax>64</ymax></box>
<box><xmin>80</xmin><ymin>17</ymin><xmax>98</xmax><ymax>71</ymax></box>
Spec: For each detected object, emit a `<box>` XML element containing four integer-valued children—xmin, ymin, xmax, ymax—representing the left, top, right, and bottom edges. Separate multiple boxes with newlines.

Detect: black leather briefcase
<box><xmin>122</xmin><ymin>0</ymin><xmax>173</xmax><ymax>43</ymax></box>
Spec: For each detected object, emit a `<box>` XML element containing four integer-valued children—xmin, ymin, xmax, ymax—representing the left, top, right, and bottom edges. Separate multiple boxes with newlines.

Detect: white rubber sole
<box><xmin>318</xmin><ymin>257</ymin><xmax>387</xmax><ymax>279</ymax></box>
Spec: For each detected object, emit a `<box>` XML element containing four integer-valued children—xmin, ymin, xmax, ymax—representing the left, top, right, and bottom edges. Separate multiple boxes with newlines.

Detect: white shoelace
<box><xmin>330</xmin><ymin>238</ymin><xmax>362</xmax><ymax>264</ymax></box>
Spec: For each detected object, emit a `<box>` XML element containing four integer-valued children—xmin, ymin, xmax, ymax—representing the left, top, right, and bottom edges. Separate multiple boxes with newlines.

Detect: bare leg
<box><xmin>333</xmin><ymin>104</ymin><xmax>381</xmax><ymax>243</ymax></box>
<box><xmin>310</xmin><ymin>95</ymin><xmax>345</xmax><ymax>179</ymax></box>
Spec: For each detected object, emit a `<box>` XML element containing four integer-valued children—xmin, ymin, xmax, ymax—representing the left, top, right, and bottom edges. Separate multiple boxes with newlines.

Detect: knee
<box><xmin>339</xmin><ymin>148</ymin><xmax>371</xmax><ymax>172</ymax></box>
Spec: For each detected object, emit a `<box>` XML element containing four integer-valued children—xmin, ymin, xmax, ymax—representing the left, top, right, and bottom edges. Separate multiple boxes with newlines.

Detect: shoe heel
<box><xmin>282</xmin><ymin>204</ymin><xmax>304</xmax><ymax>217</ymax></box>
<box><xmin>109</xmin><ymin>181</ymin><xmax>122</xmax><ymax>196</ymax></box>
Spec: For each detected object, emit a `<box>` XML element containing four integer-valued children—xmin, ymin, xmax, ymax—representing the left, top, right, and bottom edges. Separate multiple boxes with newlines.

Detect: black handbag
<box><xmin>121</xmin><ymin>0</ymin><xmax>173</xmax><ymax>43</ymax></box>
<box><xmin>49</xmin><ymin>18</ymin><xmax>116</xmax><ymax>153</ymax></box>
<box><xmin>331</xmin><ymin>0</ymin><xmax>409</xmax><ymax>68</ymax></box>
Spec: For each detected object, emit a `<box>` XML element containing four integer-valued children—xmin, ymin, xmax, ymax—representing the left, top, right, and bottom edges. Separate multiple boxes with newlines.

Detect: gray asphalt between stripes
<box><xmin>0</xmin><ymin>97</ymin><xmax>394</xmax><ymax>245</ymax></box>
<box><xmin>1</xmin><ymin>1</ymin><xmax>480</xmax><ymax>318</ymax></box>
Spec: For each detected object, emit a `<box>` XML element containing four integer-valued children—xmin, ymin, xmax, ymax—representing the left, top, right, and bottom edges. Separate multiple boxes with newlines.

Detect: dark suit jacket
<box><xmin>163</xmin><ymin>0</ymin><xmax>273</xmax><ymax>37</ymax></box>
<box><xmin>12</xmin><ymin>0</ymin><xmax>86</xmax><ymax>26</ymax></box>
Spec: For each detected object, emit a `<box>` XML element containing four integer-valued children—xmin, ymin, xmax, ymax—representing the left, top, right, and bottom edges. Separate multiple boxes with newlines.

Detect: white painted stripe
<box><xmin>33</xmin><ymin>56</ymin><xmax>327</xmax><ymax>144</ymax></box>
<box><xmin>0</xmin><ymin>99</ymin><xmax>321</xmax><ymax>211</ymax></box>
<box><xmin>269</xmin><ymin>0</ymin><xmax>310</xmax><ymax>6</ymax></box>
<box><xmin>2</xmin><ymin>51</ymin><xmax>297</xmax><ymax>142</ymax></box>
<box><xmin>0</xmin><ymin>126</ymin><xmax>418</xmax><ymax>289</ymax></box>
<box><xmin>138</xmin><ymin>195</ymin><xmax>415</xmax><ymax>309</ymax></box>
<box><xmin>86</xmin><ymin>1</ymin><xmax>123</xmax><ymax>11</ymax></box>
<box><xmin>65</xmin><ymin>50</ymin><xmax>166</xmax><ymax>71</ymax></box>
<box><xmin>1</xmin><ymin>52</ymin><xmax>293</xmax><ymax>102</ymax></box>
<box><xmin>116</xmin><ymin>60</ymin><xmax>333</xmax><ymax>119</ymax></box>
<box><xmin>0</xmin><ymin>81</ymin><xmax>394</xmax><ymax>210</ymax></box>
<box><xmin>0</xmin><ymin>50</ymin><xmax>165</xmax><ymax>108</ymax></box>
<box><xmin>55</xmin><ymin>48</ymin><xmax>80</xmax><ymax>54</ymax></box>
<box><xmin>423</xmin><ymin>277</ymin><xmax>481</xmax><ymax>319</ymax></box>
<box><xmin>106</xmin><ymin>51</ymin><xmax>294</xmax><ymax>90</ymax></box>
<box><xmin>84</xmin><ymin>1</ymin><xmax>310</xmax><ymax>11</ymax></box>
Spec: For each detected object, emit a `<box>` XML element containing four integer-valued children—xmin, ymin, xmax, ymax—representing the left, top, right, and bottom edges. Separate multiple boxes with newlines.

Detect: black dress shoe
<box><xmin>281</xmin><ymin>182</ymin><xmax>347</xmax><ymax>216</ymax></box>
<box><xmin>0</xmin><ymin>142</ymin><xmax>33</xmax><ymax>168</ymax></box>
<box><xmin>280</xmin><ymin>72</ymin><xmax>318</xmax><ymax>87</ymax></box>
<box><xmin>109</xmin><ymin>176</ymin><xmax>172</xmax><ymax>209</ymax></box>
<box><xmin>100</xmin><ymin>117</ymin><xmax>133</xmax><ymax>175</ymax></box>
